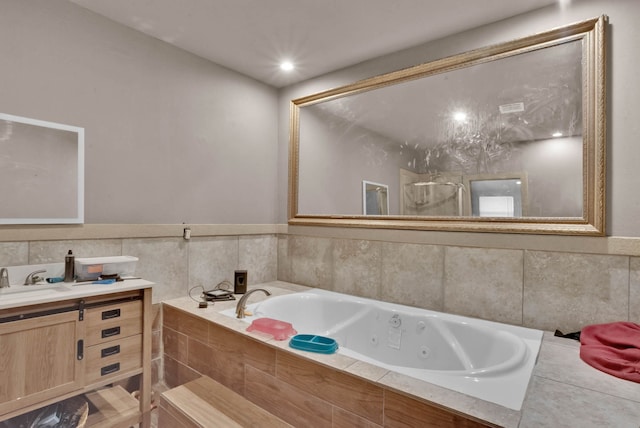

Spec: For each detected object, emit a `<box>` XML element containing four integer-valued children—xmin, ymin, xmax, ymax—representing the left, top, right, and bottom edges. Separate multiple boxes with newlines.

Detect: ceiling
<box><xmin>68</xmin><ymin>0</ymin><xmax>559</xmax><ymax>88</ymax></box>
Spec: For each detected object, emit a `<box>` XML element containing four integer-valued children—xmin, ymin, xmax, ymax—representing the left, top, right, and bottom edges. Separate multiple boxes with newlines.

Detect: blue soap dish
<box><xmin>289</xmin><ymin>334</ymin><xmax>338</xmax><ymax>354</ymax></box>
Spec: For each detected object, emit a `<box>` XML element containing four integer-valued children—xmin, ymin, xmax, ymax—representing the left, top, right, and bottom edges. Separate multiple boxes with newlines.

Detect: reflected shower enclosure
<box><xmin>403</xmin><ymin>181</ymin><xmax>464</xmax><ymax>216</ymax></box>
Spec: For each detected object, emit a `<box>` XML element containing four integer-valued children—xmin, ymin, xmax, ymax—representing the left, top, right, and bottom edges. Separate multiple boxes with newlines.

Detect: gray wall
<box><xmin>298</xmin><ymin>107</ymin><xmax>416</xmax><ymax>216</ymax></box>
<box><xmin>0</xmin><ymin>0</ymin><xmax>279</xmax><ymax>224</ymax></box>
<box><xmin>279</xmin><ymin>0</ymin><xmax>640</xmax><ymax>237</ymax></box>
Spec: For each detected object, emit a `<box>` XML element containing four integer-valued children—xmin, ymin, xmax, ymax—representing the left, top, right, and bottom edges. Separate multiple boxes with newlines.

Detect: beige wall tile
<box><xmin>0</xmin><ymin>242</ymin><xmax>29</xmax><ymax>266</ymax></box>
<box><xmin>524</xmin><ymin>251</ymin><xmax>629</xmax><ymax>331</ymax></box>
<box><xmin>239</xmin><ymin>234</ymin><xmax>277</xmax><ymax>285</ymax></box>
<box><xmin>29</xmin><ymin>239</ymin><xmax>122</xmax><ymax>263</ymax></box>
<box><xmin>381</xmin><ymin>242</ymin><xmax>444</xmax><ymax>310</ymax></box>
<box><xmin>123</xmin><ymin>237</ymin><xmax>189</xmax><ymax>304</ymax></box>
<box><xmin>333</xmin><ymin>239</ymin><xmax>381</xmax><ymax>299</ymax></box>
<box><xmin>631</xmin><ymin>257</ymin><xmax>640</xmax><ymax>323</ymax></box>
<box><xmin>188</xmin><ymin>236</ymin><xmax>238</xmax><ymax>290</ymax></box>
<box><xmin>288</xmin><ymin>235</ymin><xmax>333</xmax><ymax>288</ymax></box>
<box><xmin>277</xmin><ymin>234</ymin><xmax>291</xmax><ymax>282</ymax></box>
<box><xmin>444</xmin><ymin>246</ymin><xmax>523</xmax><ymax>324</ymax></box>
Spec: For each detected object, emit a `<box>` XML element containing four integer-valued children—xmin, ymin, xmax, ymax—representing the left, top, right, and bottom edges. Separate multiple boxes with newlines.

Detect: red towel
<box><xmin>579</xmin><ymin>322</ymin><xmax>640</xmax><ymax>383</ymax></box>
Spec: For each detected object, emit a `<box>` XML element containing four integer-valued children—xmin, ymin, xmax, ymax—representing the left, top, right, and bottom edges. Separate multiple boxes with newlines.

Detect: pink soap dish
<box><xmin>246</xmin><ymin>317</ymin><xmax>297</xmax><ymax>341</ymax></box>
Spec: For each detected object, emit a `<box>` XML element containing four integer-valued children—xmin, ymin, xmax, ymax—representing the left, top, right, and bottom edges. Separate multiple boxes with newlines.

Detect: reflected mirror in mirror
<box><xmin>363</xmin><ymin>180</ymin><xmax>389</xmax><ymax>215</ymax></box>
<box><xmin>290</xmin><ymin>16</ymin><xmax>606</xmax><ymax>235</ymax></box>
<box><xmin>0</xmin><ymin>113</ymin><xmax>84</xmax><ymax>224</ymax></box>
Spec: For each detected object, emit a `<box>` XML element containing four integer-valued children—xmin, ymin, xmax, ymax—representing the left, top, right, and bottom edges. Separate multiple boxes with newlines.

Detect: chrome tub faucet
<box><xmin>235</xmin><ymin>288</ymin><xmax>271</xmax><ymax>319</ymax></box>
<box><xmin>0</xmin><ymin>268</ymin><xmax>9</xmax><ymax>288</ymax></box>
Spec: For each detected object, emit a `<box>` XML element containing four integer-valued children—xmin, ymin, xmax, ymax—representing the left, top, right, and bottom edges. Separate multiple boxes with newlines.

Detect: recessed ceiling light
<box><xmin>280</xmin><ymin>61</ymin><xmax>294</xmax><ymax>71</ymax></box>
<box><xmin>552</xmin><ymin>132</ymin><xmax>563</xmax><ymax>137</ymax></box>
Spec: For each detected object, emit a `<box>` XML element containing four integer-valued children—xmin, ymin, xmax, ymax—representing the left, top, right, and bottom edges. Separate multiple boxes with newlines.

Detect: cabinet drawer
<box><xmin>85</xmin><ymin>300</ymin><xmax>142</xmax><ymax>346</ymax></box>
<box><xmin>86</xmin><ymin>334</ymin><xmax>142</xmax><ymax>384</ymax></box>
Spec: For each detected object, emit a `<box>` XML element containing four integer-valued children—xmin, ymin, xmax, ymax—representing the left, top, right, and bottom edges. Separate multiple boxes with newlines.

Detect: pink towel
<box><xmin>579</xmin><ymin>322</ymin><xmax>640</xmax><ymax>383</ymax></box>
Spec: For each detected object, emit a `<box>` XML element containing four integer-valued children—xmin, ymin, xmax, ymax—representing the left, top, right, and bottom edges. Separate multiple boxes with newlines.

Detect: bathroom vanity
<box><xmin>0</xmin><ymin>280</ymin><xmax>153</xmax><ymax>427</ymax></box>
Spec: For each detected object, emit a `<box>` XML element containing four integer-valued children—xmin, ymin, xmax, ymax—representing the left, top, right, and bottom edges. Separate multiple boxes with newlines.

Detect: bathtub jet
<box><xmin>224</xmin><ymin>288</ymin><xmax>543</xmax><ymax>411</ymax></box>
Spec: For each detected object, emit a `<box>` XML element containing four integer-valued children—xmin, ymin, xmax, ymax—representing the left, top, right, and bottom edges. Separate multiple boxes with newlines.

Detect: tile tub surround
<box><xmin>278</xmin><ymin>234</ymin><xmax>640</xmax><ymax>332</ymax></box>
<box><xmin>161</xmin><ymin>282</ymin><xmax>640</xmax><ymax>427</ymax></box>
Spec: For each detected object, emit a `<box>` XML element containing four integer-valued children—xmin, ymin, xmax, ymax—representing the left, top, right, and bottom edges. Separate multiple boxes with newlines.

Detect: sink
<box><xmin>0</xmin><ymin>283</ymin><xmax>70</xmax><ymax>298</ymax></box>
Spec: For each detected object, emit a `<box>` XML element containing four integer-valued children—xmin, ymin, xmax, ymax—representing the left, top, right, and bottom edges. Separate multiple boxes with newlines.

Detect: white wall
<box><xmin>0</xmin><ymin>0</ymin><xmax>279</xmax><ymax>224</ymax></box>
<box><xmin>279</xmin><ymin>0</ymin><xmax>640</xmax><ymax>237</ymax></box>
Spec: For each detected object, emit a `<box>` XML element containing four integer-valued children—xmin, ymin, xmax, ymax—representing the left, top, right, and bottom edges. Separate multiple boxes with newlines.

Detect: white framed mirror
<box><xmin>0</xmin><ymin>113</ymin><xmax>84</xmax><ymax>224</ymax></box>
<box><xmin>363</xmin><ymin>180</ymin><xmax>389</xmax><ymax>216</ymax></box>
<box><xmin>289</xmin><ymin>16</ymin><xmax>606</xmax><ymax>235</ymax></box>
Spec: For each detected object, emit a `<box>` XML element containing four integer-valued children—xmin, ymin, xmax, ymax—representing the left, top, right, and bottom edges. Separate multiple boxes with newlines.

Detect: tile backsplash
<box><xmin>0</xmin><ymin>234</ymin><xmax>278</xmax><ymax>305</ymax></box>
<box><xmin>1</xmin><ymin>230</ymin><xmax>639</xmax><ymax>331</ymax></box>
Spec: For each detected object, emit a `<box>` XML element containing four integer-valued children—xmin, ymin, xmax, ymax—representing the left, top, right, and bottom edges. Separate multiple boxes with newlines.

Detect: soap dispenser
<box><xmin>64</xmin><ymin>250</ymin><xmax>75</xmax><ymax>282</ymax></box>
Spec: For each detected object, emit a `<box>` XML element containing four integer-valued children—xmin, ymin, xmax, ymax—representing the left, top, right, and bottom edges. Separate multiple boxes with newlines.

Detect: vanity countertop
<box><xmin>0</xmin><ymin>278</ymin><xmax>154</xmax><ymax>310</ymax></box>
<box><xmin>164</xmin><ymin>281</ymin><xmax>640</xmax><ymax>428</ymax></box>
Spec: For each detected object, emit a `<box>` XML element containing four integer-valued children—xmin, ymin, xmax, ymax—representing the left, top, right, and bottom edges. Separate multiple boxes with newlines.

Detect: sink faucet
<box><xmin>235</xmin><ymin>288</ymin><xmax>271</xmax><ymax>319</ymax></box>
<box><xmin>24</xmin><ymin>269</ymin><xmax>46</xmax><ymax>285</ymax></box>
<box><xmin>0</xmin><ymin>268</ymin><xmax>9</xmax><ymax>288</ymax></box>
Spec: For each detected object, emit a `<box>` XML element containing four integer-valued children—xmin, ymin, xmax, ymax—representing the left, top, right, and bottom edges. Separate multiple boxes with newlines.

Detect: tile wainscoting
<box><xmin>279</xmin><ymin>233</ymin><xmax>640</xmax><ymax>332</ymax></box>
<box><xmin>2</xmin><ymin>224</ymin><xmax>640</xmax><ymax>397</ymax></box>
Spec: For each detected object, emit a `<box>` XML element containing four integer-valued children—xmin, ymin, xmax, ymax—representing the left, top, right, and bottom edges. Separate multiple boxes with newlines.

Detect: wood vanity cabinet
<box><xmin>0</xmin><ymin>286</ymin><xmax>152</xmax><ymax>427</ymax></box>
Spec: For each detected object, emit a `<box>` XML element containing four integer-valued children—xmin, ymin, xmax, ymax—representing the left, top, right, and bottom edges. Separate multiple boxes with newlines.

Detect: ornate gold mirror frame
<box><xmin>289</xmin><ymin>16</ymin><xmax>606</xmax><ymax>235</ymax></box>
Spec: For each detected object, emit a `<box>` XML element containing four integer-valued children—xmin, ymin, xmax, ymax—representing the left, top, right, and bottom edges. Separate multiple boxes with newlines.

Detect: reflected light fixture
<box><xmin>552</xmin><ymin>131</ymin><xmax>563</xmax><ymax>137</ymax></box>
<box><xmin>280</xmin><ymin>61</ymin><xmax>294</xmax><ymax>71</ymax></box>
<box><xmin>453</xmin><ymin>111</ymin><xmax>467</xmax><ymax>122</ymax></box>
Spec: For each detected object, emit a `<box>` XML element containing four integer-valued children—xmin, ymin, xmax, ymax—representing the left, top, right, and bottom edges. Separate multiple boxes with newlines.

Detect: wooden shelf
<box><xmin>85</xmin><ymin>386</ymin><xmax>140</xmax><ymax>428</ymax></box>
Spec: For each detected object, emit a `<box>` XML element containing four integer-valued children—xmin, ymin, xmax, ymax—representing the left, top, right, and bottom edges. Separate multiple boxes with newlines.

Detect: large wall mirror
<box><xmin>289</xmin><ymin>16</ymin><xmax>606</xmax><ymax>235</ymax></box>
<box><xmin>0</xmin><ymin>113</ymin><xmax>84</xmax><ymax>224</ymax></box>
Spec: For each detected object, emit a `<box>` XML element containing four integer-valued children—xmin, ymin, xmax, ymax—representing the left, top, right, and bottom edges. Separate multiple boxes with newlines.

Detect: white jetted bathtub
<box><xmin>226</xmin><ymin>288</ymin><xmax>542</xmax><ymax>410</ymax></box>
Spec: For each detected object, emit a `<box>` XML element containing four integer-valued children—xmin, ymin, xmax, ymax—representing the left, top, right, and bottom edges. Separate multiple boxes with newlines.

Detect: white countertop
<box><xmin>0</xmin><ymin>278</ymin><xmax>154</xmax><ymax>310</ymax></box>
<box><xmin>164</xmin><ymin>281</ymin><xmax>640</xmax><ymax>428</ymax></box>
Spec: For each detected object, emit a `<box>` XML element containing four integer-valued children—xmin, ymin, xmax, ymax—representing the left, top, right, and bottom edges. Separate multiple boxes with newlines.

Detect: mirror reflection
<box><xmin>0</xmin><ymin>113</ymin><xmax>84</xmax><ymax>224</ymax></box>
<box><xmin>291</xmin><ymin>16</ymin><xmax>606</xmax><ymax>235</ymax></box>
<box><xmin>362</xmin><ymin>180</ymin><xmax>389</xmax><ymax>215</ymax></box>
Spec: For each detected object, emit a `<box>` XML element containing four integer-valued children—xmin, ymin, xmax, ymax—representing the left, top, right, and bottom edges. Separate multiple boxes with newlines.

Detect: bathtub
<box><xmin>225</xmin><ymin>288</ymin><xmax>542</xmax><ymax>411</ymax></box>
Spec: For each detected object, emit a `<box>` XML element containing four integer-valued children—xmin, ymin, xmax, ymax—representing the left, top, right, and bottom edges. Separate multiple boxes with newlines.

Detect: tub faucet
<box><xmin>235</xmin><ymin>288</ymin><xmax>271</xmax><ymax>319</ymax></box>
<box><xmin>24</xmin><ymin>269</ymin><xmax>46</xmax><ymax>285</ymax></box>
<box><xmin>0</xmin><ymin>268</ymin><xmax>9</xmax><ymax>288</ymax></box>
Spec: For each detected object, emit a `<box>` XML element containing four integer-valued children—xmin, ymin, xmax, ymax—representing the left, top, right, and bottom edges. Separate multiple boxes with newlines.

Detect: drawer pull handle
<box><xmin>101</xmin><ymin>362</ymin><xmax>120</xmax><ymax>376</ymax></box>
<box><xmin>77</xmin><ymin>339</ymin><xmax>84</xmax><ymax>360</ymax></box>
<box><xmin>101</xmin><ymin>326</ymin><xmax>121</xmax><ymax>338</ymax></box>
<box><xmin>101</xmin><ymin>308</ymin><xmax>121</xmax><ymax>320</ymax></box>
<box><xmin>101</xmin><ymin>345</ymin><xmax>120</xmax><ymax>358</ymax></box>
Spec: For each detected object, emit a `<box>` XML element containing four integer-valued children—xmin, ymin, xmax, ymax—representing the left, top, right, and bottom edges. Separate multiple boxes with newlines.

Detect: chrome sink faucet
<box><xmin>235</xmin><ymin>288</ymin><xmax>271</xmax><ymax>319</ymax></box>
<box><xmin>24</xmin><ymin>269</ymin><xmax>46</xmax><ymax>285</ymax></box>
<box><xmin>0</xmin><ymin>268</ymin><xmax>9</xmax><ymax>288</ymax></box>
